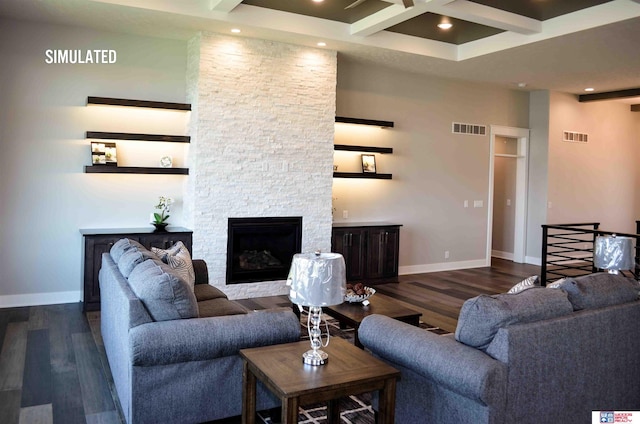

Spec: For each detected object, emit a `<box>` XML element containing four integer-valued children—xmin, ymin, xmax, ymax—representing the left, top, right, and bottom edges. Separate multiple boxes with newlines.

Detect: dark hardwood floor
<box><xmin>0</xmin><ymin>258</ymin><xmax>539</xmax><ymax>423</ymax></box>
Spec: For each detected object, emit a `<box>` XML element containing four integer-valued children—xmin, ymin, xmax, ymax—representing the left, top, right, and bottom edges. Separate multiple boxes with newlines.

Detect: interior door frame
<box><xmin>486</xmin><ymin>125</ymin><xmax>530</xmax><ymax>264</ymax></box>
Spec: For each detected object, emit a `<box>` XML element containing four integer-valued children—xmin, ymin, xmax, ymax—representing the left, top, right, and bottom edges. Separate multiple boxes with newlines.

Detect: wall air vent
<box><xmin>452</xmin><ymin>122</ymin><xmax>486</xmax><ymax>136</ymax></box>
<box><xmin>563</xmin><ymin>131</ymin><xmax>588</xmax><ymax>143</ymax></box>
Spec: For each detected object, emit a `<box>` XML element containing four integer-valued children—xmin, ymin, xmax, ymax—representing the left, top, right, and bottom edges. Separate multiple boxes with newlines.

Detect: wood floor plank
<box><xmin>0</xmin><ymin>322</ymin><xmax>28</xmax><ymax>391</ymax></box>
<box><xmin>0</xmin><ymin>308</ymin><xmax>29</xmax><ymax>354</ymax></box>
<box><xmin>85</xmin><ymin>410</ymin><xmax>123</xmax><ymax>424</ymax></box>
<box><xmin>48</xmin><ymin>305</ymin><xmax>78</xmax><ymax>374</ymax></box>
<box><xmin>0</xmin><ymin>389</ymin><xmax>21</xmax><ymax>424</ymax></box>
<box><xmin>72</xmin><ymin>332</ymin><xmax>116</xmax><ymax>416</ymax></box>
<box><xmin>51</xmin><ymin>370</ymin><xmax>86</xmax><ymax>424</ymax></box>
<box><xmin>21</xmin><ymin>329</ymin><xmax>52</xmax><ymax>407</ymax></box>
<box><xmin>19</xmin><ymin>403</ymin><xmax>52</xmax><ymax>424</ymax></box>
<box><xmin>27</xmin><ymin>306</ymin><xmax>49</xmax><ymax>331</ymax></box>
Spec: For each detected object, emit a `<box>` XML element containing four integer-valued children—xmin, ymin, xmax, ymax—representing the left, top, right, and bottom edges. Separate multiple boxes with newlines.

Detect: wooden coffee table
<box><xmin>240</xmin><ymin>337</ymin><xmax>400</xmax><ymax>424</ymax></box>
<box><xmin>324</xmin><ymin>294</ymin><xmax>422</xmax><ymax>348</ymax></box>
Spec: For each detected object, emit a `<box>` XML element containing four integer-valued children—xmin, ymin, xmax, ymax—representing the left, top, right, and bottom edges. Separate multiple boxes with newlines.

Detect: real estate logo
<box><xmin>594</xmin><ymin>411</ymin><xmax>636</xmax><ymax>423</ymax></box>
<box><xmin>44</xmin><ymin>49</ymin><xmax>117</xmax><ymax>64</ymax></box>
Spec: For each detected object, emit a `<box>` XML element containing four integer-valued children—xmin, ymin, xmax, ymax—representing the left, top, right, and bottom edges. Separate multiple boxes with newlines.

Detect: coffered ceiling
<box><xmin>0</xmin><ymin>0</ymin><xmax>639</xmax><ymax>98</ymax></box>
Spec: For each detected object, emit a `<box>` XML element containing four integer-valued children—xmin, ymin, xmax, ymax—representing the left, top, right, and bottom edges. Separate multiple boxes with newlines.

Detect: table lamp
<box><xmin>594</xmin><ymin>235</ymin><xmax>635</xmax><ymax>274</ymax></box>
<box><xmin>287</xmin><ymin>251</ymin><xmax>346</xmax><ymax>366</ymax></box>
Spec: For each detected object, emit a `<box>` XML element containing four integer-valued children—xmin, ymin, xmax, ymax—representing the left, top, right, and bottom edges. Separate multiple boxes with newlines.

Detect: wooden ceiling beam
<box><xmin>579</xmin><ymin>88</ymin><xmax>640</xmax><ymax>102</ymax></box>
<box><xmin>631</xmin><ymin>105</ymin><xmax>640</xmax><ymax>112</ymax></box>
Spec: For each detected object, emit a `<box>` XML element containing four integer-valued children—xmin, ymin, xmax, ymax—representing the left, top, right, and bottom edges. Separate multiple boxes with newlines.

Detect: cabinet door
<box><xmin>83</xmin><ymin>235</ymin><xmax>139</xmax><ymax>310</ymax></box>
<box><xmin>331</xmin><ymin>228</ymin><xmax>365</xmax><ymax>281</ymax></box>
<box><xmin>366</xmin><ymin>227</ymin><xmax>400</xmax><ymax>279</ymax></box>
<box><xmin>138</xmin><ymin>233</ymin><xmax>192</xmax><ymax>252</ymax></box>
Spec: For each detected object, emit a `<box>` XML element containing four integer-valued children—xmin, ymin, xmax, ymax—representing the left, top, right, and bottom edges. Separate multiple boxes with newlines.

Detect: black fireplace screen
<box><xmin>226</xmin><ymin>217</ymin><xmax>302</xmax><ymax>284</ymax></box>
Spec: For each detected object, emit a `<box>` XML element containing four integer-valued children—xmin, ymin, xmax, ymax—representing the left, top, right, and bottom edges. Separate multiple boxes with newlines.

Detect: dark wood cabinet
<box><xmin>331</xmin><ymin>223</ymin><xmax>401</xmax><ymax>284</ymax></box>
<box><xmin>80</xmin><ymin>227</ymin><xmax>193</xmax><ymax>311</ymax></box>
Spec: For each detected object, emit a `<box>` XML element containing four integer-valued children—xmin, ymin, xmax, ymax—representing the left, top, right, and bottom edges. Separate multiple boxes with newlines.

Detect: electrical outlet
<box><xmin>464</xmin><ymin>200</ymin><xmax>469</xmax><ymax>208</ymax></box>
<box><xmin>445</xmin><ymin>251</ymin><xmax>450</xmax><ymax>260</ymax></box>
<box><xmin>473</xmin><ymin>200</ymin><xmax>483</xmax><ymax>208</ymax></box>
<box><xmin>506</xmin><ymin>199</ymin><xmax>511</xmax><ymax>206</ymax></box>
<box><xmin>343</xmin><ymin>210</ymin><xmax>348</xmax><ymax>219</ymax></box>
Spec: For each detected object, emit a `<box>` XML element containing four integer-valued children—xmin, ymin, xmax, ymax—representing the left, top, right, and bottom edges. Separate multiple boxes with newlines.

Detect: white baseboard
<box><xmin>399</xmin><ymin>259</ymin><xmax>488</xmax><ymax>275</ymax></box>
<box><xmin>0</xmin><ymin>291</ymin><xmax>82</xmax><ymax>308</ymax></box>
<box><xmin>525</xmin><ymin>256</ymin><xmax>542</xmax><ymax>266</ymax></box>
<box><xmin>492</xmin><ymin>250</ymin><xmax>514</xmax><ymax>261</ymax></box>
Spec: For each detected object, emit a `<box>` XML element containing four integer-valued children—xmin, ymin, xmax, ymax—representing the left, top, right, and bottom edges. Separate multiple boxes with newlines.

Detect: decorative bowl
<box><xmin>344</xmin><ymin>286</ymin><xmax>376</xmax><ymax>303</ymax></box>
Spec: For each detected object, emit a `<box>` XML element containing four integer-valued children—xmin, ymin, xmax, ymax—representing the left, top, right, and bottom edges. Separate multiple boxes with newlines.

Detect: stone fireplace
<box><xmin>184</xmin><ymin>32</ymin><xmax>337</xmax><ymax>299</ymax></box>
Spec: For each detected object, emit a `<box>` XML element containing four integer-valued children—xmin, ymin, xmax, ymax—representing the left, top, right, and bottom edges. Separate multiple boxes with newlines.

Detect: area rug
<box><xmin>255</xmin><ymin>313</ymin><xmax>448</xmax><ymax>424</ymax></box>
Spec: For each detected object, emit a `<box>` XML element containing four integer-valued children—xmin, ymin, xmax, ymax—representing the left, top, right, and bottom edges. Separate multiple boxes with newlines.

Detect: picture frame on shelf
<box><xmin>361</xmin><ymin>154</ymin><xmax>376</xmax><ymax>173</ymax></box>
<box><xmin>91</xmin><ymin>142</ymin><xmax>117</xmax><ymax>166</ymax></box>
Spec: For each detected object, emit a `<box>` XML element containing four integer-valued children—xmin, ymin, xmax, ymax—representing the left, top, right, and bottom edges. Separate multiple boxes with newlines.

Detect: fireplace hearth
<box><xmin>226</xmin><ymin>217</ymin><xmax>302</xmax><ymax>284</ymax></box>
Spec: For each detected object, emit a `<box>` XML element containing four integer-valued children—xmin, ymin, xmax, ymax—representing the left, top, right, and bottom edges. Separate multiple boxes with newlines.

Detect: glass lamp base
<box><xmin>302</xmin><ymin>349</ymin><xmax>329</xmax><ymax>366</ymax></box>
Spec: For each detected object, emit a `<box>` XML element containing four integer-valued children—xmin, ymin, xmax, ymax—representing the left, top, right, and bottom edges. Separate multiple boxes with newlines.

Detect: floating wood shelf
<box><xmin>87</xmin><ymin>96</ymin><xmax>191</xmax><ymax>111</ymax></box>
<box><xmin>333</xmin><ymin>172</ymin><xmax>392</xmax><ymax>180</ymax></box>
<box><xmin>335</xmin><ymin>116</ymin><xmax>394</xmax><ymax>128</ymax></box>
<box><xmin>86</xmin><ymin>131</ymin><xmax>190</xmax><ymax>143</ymax></box>
<box><xmin>334</xmin><ymin>144</ymin><xmax>393</xmax><ymax>154</ymax></box>
<box><xmin>84</xmin><ymin>166</ymin><xmax>189</xmax><ymax>175</ymax></box>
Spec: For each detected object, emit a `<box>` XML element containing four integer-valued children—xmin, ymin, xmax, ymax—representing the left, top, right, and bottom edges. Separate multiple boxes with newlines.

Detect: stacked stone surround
<box><xmin>185</xmin><ymin>32</ymin><xmax>337</xmax><ymax>299</ymax></box>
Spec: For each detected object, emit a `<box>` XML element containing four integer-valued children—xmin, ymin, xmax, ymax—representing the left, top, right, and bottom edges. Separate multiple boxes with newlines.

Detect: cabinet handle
<box><xmin>349</xmin><ymin>233</ymin><xmax>353</xmax><ymax>246</ymax></box>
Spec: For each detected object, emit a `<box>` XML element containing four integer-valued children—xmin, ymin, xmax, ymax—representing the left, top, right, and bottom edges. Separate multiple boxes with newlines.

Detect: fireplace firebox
<box><xmin>226</xmin><ymin>217</ymin><xmax>302</xmax><ymax>284</ymax></box>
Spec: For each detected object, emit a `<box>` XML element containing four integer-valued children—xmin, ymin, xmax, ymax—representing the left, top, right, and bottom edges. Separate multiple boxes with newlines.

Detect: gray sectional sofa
<box><xmin>99</xmin><ymin>238</ymin><xmax>300</xmax><ymax>424</ymax></box>
<box><xmin>359</xmin><ymin>272</ymin><xmax>640</xmax><ymax>424</ymax></box>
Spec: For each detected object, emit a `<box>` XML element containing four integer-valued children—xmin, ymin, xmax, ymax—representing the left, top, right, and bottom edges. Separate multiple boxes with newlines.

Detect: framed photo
<box><xmin>91</xmin><ymin>142</ymin><xmax>118</xmax><ymax>166</ymax></box>
<box><xmin>361</xmin><ymin>154</ymin><xmax>376</xmax><ymax>173</ymax></box>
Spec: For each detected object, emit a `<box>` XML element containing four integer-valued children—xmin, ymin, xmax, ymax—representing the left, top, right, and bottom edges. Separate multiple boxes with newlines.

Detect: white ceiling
<box><xmin>1</xmin><ymin>0</ymin><xmax>639</xmax><ymax>98</ymax></box>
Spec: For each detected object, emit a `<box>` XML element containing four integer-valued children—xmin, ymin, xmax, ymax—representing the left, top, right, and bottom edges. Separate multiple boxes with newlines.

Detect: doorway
<box><xmin>486</xmin><ymin>126</ymin><xmax>529</xmax><ymax>264</ymax></box>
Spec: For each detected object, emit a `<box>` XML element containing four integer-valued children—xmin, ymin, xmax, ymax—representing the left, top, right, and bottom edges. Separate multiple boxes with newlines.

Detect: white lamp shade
<box><xmin>594</xmin><ymin>236</ymin><xmax>635</xmax><ymax>271</ymax></box>
<box><xmin>287</xmin><ymin>252</ymin><xmax>346</xmax><ymax>306</ymax></box>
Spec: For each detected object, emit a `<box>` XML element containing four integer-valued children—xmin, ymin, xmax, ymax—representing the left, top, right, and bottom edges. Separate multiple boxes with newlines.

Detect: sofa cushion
<box><xmin>507</xmin><ymin>275</ymin><xmax>540</xmax><ymax>294</ymax></box>
<box><xmin>128</xmin><ymin>259</ymin><xmax>199</xmax><ymax>321</ymax></box>
<box><xmin>151</xmin><ymin>241</ymin><xmax>195</xmax><ymax>290</ymax></box>
<box><xmin>110</xmin><ymin>238</ymin><xmax>146</xmax><ymax>262</ymax></box>
<box><xmin>197</xmin><ymin>298</ymin><xmax>247</xmax><ymax>317</ymax></box>
<box><xmin>455</xmin><ymin>287</ymin><xmax>573</xmax><ymax>351</ymax></box>
<box><xmin>193</xmin><ymin>284</ymin><xmax>228</xmax><ymax>301</ymax></box>
<box><xmin>556</xmin><ymin>273</ymin><xmax>639</xmax><ymax>311</ymax></box>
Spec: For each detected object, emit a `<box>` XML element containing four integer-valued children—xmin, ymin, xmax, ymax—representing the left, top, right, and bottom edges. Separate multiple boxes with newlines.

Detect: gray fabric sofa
<box><xmin>359</xmin><ymin>273</ymin><xmax>640</xmax><ymax>424</ymax></box>
<box><xmin>99</xmin><ymin>239</ymin><xmax>300</xmax><ymax>424</ymax></box>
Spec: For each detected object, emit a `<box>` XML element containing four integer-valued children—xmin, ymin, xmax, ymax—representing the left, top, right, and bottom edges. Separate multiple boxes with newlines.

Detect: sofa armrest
<box><xmin>359</xmin><ymin>314</ymin><xmax>506</xmax><ymax>405</ymax></box>
<box><xmin>129</xmin><ymin>309</ymin><xmax>300</xmax><ymax>366</ymax></box>
<box><xmin>192</xmin><ymin>259</ymin><xmax>209</xmax><ymax>285</ymax></box>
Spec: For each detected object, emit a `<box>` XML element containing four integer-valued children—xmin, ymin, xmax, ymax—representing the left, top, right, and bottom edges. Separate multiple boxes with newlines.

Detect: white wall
<box><xmin>0</xmin><ymin>19</ymin><xmax>188</xmax><ymax>306</ymax></box>
<box><xmin>335</xmin><ymin>59</ymin><xmax>529</xmax><ymax>273</ymax></box>
<box><xmin>546</xmin><ymin>92</ymin><xmax>640</xmax><ymax>233</ymax></box>
<box><xmin>526</xmin><ymin>90</ymin><xmax>640</xmax><ymax>265</ymax></box>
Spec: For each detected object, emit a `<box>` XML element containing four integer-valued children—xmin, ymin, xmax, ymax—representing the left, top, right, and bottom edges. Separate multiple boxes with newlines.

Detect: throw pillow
<box><xmin>116</xmin><ymin>243</ymin><xmax>156</xmax><ymax>278</ymax></box>
<box><xmin>546</xmin><ymin>278</ymin><xmax>568</xmax><ymax>289</ymax></box>
<box><xmin>555</xmin><ymin>273</ymin><xmax>639</xmax><ymax>311</ymax></box>
<box><xmin>151</xmin><ymin>241</ymin><xmax>195</xmax><ymax>290</ymax></box>
<box><xmin>507</xmin><ymin>275</ymin><xmax>540</xmax><ymax>294</ymax></box>
<box><xmin>455</xmin><ymin>287</ymin><xmax>573</xmax><ymax>351</ymax></box>
<box><xmin>127</xmin><ymin>259</ymin><xmax>198</xmax><ymax>321</ymax></box>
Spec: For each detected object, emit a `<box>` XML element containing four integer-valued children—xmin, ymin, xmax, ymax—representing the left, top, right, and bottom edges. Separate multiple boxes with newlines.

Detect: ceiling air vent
<box><xmin>452</xmin><ymin>122</ymin><xmax>486</xmax><ymax>136</ymax></box>
<box><xmin>563</xmin><ymin>131</ymin><xmax>588</xmax><ymax>143</ymax></box>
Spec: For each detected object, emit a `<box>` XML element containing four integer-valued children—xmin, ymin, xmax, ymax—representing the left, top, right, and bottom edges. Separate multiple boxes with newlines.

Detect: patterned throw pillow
<box><xmin>546</xmin><ymin>278</ymin><xmax>568</xmax><ymax>289</ymax></box>
<box><xmin>151</xmin><ymin>241</ymin><xmax>195</xmax><ymax>290</ymax></box>
<box><xmin>507</xmin><ymin>275</ymin><xmax>540</xmax><ymax>294</ymax></box>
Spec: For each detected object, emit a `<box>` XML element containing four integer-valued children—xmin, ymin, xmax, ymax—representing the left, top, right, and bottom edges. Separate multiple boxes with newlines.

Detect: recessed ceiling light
<box><xmin>438</xmin><ymin>22</ymin><xmax>453</xmax><ymax>30</ymax></box>
<box><xmin>317</xmin><ymin>42</ymin><xmax>327</xmax><ymax>47</ymax></box>
<box><xmin>517</xmin><ymin>82</ymin><xmax>527</xmax><ymax>88</ymax></box>
<box><xmin>584</xmin><ymin>87</ymin><xmax>595</xmax><ymax>92</ymax></box>
<box><xmin>231</xmin><ymin>28</ymin><xmax>241</xmax><ymax>33</ymax></box>
<box><xmin>312</xmin><ymin>0</ymin><xmax>324</xmax><ymax>3</ymax></box>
